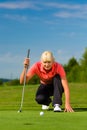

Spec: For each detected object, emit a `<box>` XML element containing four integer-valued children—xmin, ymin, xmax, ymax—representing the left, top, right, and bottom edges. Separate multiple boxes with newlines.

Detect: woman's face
<box><xmin>41</xmin><ymin>60</ymin><xmax>53</xmax><ymax>70</ymax></box>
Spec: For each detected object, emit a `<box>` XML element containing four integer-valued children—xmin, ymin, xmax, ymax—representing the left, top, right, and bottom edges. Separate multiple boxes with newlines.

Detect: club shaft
<box><xmin>20</xmin><ymin>70</ymin><xmax>26</xmax><ymax>111</ymax></box>
<box><xmin>19</xmin><ymin>49</ymin><xmax>30</xmax><ymax>111</ymax></box>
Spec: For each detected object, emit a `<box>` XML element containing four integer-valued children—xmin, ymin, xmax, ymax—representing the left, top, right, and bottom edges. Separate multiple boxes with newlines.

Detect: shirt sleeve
<box><xmin>26</xmin><ymin>63</ymin><xmax>37</xmax><ymax>77</ymax></box>
<box><xmin>57</xmin><ymin>63</ymin><xmax>66</xmax><ymax>78</ymax></box>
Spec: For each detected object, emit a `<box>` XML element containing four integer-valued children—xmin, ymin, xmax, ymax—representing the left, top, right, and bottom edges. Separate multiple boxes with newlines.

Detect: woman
<box><xmin>20</xmin><ymin>51</ymin><xmax>74</xmax><ymax>112</ymax></box>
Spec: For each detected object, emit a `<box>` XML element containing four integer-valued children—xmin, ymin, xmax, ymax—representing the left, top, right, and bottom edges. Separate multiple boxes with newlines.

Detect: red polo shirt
<box><xmin>27</xmin><ymin>61</ymin><xmax>66</xmax><ymax>84</ymax></box>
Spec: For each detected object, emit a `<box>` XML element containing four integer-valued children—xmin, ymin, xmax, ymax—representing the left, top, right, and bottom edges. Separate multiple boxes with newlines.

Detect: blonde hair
<box><xmin>40</xmin><ymin>51</ymin><xmax>55</xmax><ymax>62</ymax></box>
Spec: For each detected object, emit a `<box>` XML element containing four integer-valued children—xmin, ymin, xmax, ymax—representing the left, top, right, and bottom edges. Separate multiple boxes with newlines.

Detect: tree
<box><xmin>63</xmin><ymin>57</ymin><xmax>80</xmax><ymax>82</ymax></box>
<box><xmin>0</xmin><ymin>80</ymin><xmax>3</xmax><ymax>85</ymax></box>
<box><xmin>64</xmin><ymin>57</ymin><xmax>79</xmax><ymax>73</ymax></box>
<box><xmin>79</xmin><ymin>47</ymin><xmax>87</xmax><ymax>82</ymax></box>
<box><xmin>5</xmin><ymin>79</ymin><xmax>20</xmax><ymax>86</ymax></box>
<box><xmin>28</xmin><ymin>75</ymin><xmax>39</xmax><ymax>84</ymax></box>
<box><xmin>80</xmin><ymin>47</ymin><xmax>87</xmax><ymax>68</ymax></box>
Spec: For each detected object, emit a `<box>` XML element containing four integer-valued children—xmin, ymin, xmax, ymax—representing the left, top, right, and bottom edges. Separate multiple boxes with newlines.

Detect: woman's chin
<box><xmin>44</xmin><ymin>68</ymin><xmax>51</xmax><ymax>71</ymax></box>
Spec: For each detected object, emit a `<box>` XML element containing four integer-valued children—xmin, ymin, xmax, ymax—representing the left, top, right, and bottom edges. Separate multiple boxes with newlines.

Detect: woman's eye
<box><xmin>43</xmin><ymin>61</ymin><xmax>51</xmax><ymax>63</ymax></box>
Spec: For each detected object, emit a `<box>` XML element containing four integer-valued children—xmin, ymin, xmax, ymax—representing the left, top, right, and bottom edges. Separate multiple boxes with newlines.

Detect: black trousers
<box><xmin>35</xmin><ymin>74</ymin><xmax>64</xmax><ymax>106</ymax></box>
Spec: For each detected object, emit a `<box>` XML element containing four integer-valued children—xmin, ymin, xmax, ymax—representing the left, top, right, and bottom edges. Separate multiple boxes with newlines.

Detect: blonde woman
<box><xmin>20</xmin><ymin>51</ymin><xmax>74</xmax><ymax>112</ymax></box>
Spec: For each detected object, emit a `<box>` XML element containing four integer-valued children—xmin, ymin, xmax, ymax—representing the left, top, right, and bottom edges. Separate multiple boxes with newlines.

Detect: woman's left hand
<box><xmin>64</xmin><ymin>104</ymin><xmax>74</xmax><ymax>112</ymax></box>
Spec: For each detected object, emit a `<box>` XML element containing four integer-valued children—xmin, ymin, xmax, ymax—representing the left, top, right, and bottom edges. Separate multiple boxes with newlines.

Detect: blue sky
<box><xmin>0</xmin><ymin>0</ymin><xmax>87</xmax><ymax>79</ymax></box>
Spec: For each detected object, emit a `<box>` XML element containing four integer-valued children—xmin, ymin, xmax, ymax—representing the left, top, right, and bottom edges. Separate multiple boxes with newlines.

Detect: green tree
<box><xmin>28</xmin><ymin>75</ymin><xmax>39</xmax><ymax>84</ymax></box>
<box><xmin>79</xmin><ymin>47</ymin><xmax>87</xmax><ymax>82</ymax></box>
<box><xmin>63</xmin><ymin>57</ymin><xmax>79</xmax><ymax>82</ymax></box>
<box><xmin>0</xmin><ymin>79</ymin><xmax>3</xmax><ymax>85</ymax></box>
<box><xmin>5</xmin><ymin>79</ymin><xmax>20</xmax><ymax>86</ymax></box>
<box><xmin>64</xmin><ymin>57</ymin><xmax>79</xmax><ymax>73</ymax></box>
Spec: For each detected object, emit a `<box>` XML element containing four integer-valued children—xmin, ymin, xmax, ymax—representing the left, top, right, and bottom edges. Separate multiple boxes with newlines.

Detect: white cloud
<box><xmin>0</xmin><ymin>53</ymin><xmax>22</xmax><ymax>63</ymax></box>
<box><xmin>56</xmin><ymin>49</ymin><xmax>68</xmax><ymax>63</ymax></box>
<box><xmin>0</xmin><ymin>53</ymin><xmax>24</xmax><ymax>79</ymax></box>
<box><xmin>56</xmin><ymin>49</ymin><xmax>78</xmax><ymax>64</ymax></box>
<box><xmin>57</xmin><ymin>49</ymin><xmax>63</xmax><ymax>55</ymax></box>
<box><xmin>45</xmin><ymin>2</ymin><xmax>87</xmax><ymax>19</ymax></box>
<box><xmin>54</xmin><ymin>11</ymin><xmax>87</xmax><ymax>19</ymax></box>
<box><xmin>1</xmin><ymin>1</ymin><xmax>87</xmax><ymax>20</ymax></box>
<box><xmin>4</xmin><ymin>14</ymin><xmax>27</xmax><ymax>22</ymax></box>
<box><xmin>0</xmin><ymin>1</ymin><xmax>86</xmax><ymax>11</ymax></box>
<box><xmin>45</xmin><ymin>2</ymin><xmax>81</xmax><ymax>10</ymax></box>
<box><xmin>0</xmin><ymin>1</ymin><xmax>40</xmax><ymax>10</ymax></box>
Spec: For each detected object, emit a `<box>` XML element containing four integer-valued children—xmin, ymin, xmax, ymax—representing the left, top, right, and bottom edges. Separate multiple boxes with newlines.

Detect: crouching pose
<box><xmin>20</xmin><ymin>51</ymin><xmax>74</xmax><ymax>112</ymax></box>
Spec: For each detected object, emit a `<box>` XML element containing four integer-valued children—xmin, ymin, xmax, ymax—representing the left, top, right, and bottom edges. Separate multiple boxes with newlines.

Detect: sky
<box><xmin>0</xmin><ymin>0</ymin><xmax>87</xmax><ymax>79</ymax></box>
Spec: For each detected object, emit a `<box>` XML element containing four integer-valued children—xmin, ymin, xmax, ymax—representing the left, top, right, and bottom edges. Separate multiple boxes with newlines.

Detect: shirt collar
<box><xmin>40</xmin><ymin>63</ymin><xmax>46</xmax><ymax>73</ymax></box>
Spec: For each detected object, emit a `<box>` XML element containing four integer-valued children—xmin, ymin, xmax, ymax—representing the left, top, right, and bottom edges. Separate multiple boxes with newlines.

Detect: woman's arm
<box><xmin>20</xmin><ymin>58</ymin><xmax>30</xmax><ymax>84</ymax></box>
<box><xmin>20</xmin><ymin>58</ymin><xmax>36</xmax><ymax>84</ymax></box>
<box><xmin>61</xmin><ymin>77</ymin><xmax>74</xmax><ymax>112</ymax></box>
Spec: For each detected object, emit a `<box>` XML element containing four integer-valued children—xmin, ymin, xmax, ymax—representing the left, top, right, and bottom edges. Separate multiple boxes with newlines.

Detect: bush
<box><xmin>5</xmin><ymin>79</ymin><xmax>20</xmax><ymax>86</ymax></box>
<box><xmin>0</xmin><ymin>80</ymin><xmax>3</xmax><ymax>85</ymax></box>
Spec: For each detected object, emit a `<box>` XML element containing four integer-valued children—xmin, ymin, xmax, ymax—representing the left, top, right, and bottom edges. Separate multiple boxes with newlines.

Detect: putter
<box><xmin>18</xmin><ymin>49</ymin><xmax>30</xmax><ymax>113</ymax></box>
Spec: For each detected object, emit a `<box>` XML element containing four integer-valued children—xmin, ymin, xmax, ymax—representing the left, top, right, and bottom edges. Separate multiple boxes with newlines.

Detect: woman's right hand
<box><xmin>23</xmin><ymin>58</ymin><xmax>30</xmax><ymax>68</ymax></box>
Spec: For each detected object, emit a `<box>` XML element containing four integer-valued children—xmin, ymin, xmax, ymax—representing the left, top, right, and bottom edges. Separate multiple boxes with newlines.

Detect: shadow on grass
<box><xmin>48</xmin><ymin>108</ymin><xmax>87</xmax><ymax>112</ymax></box>
<box><xmin>73</xmin><ymin>108</ymin><xmax>87</xmax><ymax>112</ymax></box>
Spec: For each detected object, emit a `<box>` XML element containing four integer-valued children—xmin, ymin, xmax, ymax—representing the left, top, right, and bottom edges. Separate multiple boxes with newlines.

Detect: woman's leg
<box><xmin>53</xmin><ymin>74</ymin><xmax>64</xmax><ymax>106</ymax></box>
<box><xmin>35</xmin><ymin>84</ymin><xmax>53</xmax><ymax>105</ymax></box>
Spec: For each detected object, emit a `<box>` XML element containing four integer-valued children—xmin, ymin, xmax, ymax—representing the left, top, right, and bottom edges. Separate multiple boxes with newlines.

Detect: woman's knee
<box><xmin>35</xmin><ymin>95</ymin><xmax>45</xmax><ymax>104</ymax></box>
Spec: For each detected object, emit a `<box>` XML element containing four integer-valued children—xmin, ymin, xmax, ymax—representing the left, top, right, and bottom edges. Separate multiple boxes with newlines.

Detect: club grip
<box><xmin>27</xmin><ymin>49</ymin><xmax>30</xmax><ymax>58</ymax></box>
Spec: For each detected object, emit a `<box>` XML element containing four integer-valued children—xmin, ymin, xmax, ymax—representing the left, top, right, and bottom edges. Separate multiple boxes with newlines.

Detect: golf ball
<box><xmin>40</xmin><ymin>111</ymin><xmax>44</xmax><ymax>116</ymax></box>
<box><xmin>17</xmin><ymin>110</ymin><xmax>21</xmax><ymax>113</ymax></box>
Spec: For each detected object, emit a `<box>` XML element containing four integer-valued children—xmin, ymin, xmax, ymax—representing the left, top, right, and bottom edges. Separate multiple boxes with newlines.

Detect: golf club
<box><xmin>18</xmin><ymin>49</ymin><xmax>30</xmax><ymax>113</ymax></box>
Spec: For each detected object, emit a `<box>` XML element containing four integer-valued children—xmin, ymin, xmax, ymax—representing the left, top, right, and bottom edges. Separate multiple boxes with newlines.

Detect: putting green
<box><xmin>0</xmin><ymin>110</ymin><xmax>87</xmax><ymax>130</ymax></box>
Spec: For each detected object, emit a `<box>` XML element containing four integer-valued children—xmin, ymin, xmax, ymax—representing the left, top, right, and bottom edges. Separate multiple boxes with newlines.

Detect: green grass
<box><xmin>0</xmin><ymin>111</ymin><xmax>87</xmax><ymax>130</ymax></box>
<box><xmin>0</xmin><ymin>83</ymin><xmax>87</xmax><ymax>130</ymax></box>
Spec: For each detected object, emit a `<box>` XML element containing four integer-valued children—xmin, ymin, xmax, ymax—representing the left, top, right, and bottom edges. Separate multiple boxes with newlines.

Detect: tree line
<box><xmin>0</xmin><ymin>47</ymin><xmax>87</xmax><ymax>86</ymax></box>
<box><xmin>64</xmin><ymin>47</ymin><xmax>87</xmax><ymax>82</ymax></box>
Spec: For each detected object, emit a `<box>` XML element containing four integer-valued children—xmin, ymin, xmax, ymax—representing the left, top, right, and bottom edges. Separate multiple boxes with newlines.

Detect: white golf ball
<box><xmin>40</xmin><ymin>111</ymin><xmax>44</xmax><ymax>116</ymax></box>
